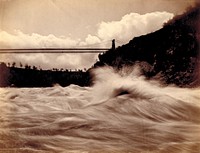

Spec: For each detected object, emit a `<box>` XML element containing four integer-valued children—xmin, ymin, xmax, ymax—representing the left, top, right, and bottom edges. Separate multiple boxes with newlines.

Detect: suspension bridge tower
<box><xmin>112</xmin><ymin>39</ymin><xmax>115</xmax><ymax>50</ymax></box>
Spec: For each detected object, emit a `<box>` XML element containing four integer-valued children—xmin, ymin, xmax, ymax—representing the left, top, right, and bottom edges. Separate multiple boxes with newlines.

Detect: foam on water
<box><xmin>0</xmin><ymin>66</ymin><xmax>200</xmax><ymax>153</ymax></box>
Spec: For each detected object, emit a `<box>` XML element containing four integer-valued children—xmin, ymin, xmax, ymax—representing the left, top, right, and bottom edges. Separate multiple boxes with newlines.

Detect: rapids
<box><xmin>0</xmin><ymin>67</ymin><xmax>200</xmax><ymax>153</ymax></box>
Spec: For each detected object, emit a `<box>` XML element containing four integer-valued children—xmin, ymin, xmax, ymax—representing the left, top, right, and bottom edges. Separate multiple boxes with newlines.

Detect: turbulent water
<box><xmin>0</xmin><ymin>67</ymin><xmax>200</xmax><ymax>153</ymax></box>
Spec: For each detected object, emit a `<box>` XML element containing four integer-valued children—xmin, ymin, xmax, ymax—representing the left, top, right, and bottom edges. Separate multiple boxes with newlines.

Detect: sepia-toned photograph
<box><xmin>0</xmin><ymin>0</ymin><xmax>200</xmax><ymax>152</ymax></box>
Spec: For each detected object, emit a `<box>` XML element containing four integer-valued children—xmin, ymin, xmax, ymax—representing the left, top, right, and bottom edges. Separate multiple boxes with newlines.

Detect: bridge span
<box><xmin>0</xmin><ymin>48</ymin><xmax>110</xmax><ymax>54</ymax></box>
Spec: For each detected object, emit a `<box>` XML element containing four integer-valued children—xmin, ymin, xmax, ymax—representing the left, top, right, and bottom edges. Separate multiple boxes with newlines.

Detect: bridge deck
<box><xmin>0</xmin><ymin>48</ymin><xmax>110</xmax><ymax>54</ymax></box>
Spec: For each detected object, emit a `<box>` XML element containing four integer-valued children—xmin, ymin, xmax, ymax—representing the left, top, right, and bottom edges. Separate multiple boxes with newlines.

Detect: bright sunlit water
<box><xmin>0</xmin><ymin>67</ymin><xmax>200</xmax><ymax>153</ymax></box>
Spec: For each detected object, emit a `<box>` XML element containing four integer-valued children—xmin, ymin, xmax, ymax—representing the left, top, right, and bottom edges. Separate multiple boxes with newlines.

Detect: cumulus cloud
<box><xmin>0</xmin><ymin>11</ymin><xmax>174</xmax><ymax>69</ymax></box>
<box><xmin>97</xmin><ymin>12</ymin><xmax>174</xmax><ymax>44</ymax></box>
<box><xmin>79</xmin><ymin>34</ymin><xmax>101</xmax><ymax>46</ymax></box>
<box><xmin>0</xmin><ymin>30</ymin><xmax>91</xmax><ymax>69</ymax></box>
<box><xmin>0</xmin><ymin>30</ymin><xmax>100</xmax><ymax>69</ymax></box>
<box><xmin>0</xmin><ymin>30</ymin><xmax>79</xmax><ymax>48</ymax></box>
<box><xmin>0</xmin><ymin>53</ymin><xmax>98</xmax><ymax>70</ymax></box>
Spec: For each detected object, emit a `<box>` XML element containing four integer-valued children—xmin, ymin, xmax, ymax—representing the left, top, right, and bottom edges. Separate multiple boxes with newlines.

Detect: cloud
<box><xmin>79</xmin><ymin>12</ymin><xmax>174</xmax><ymax>47</ymax></box>
<box><xmin>0</xmin><ymin>30</ymin><xmax>98</xmax><ymax>69</ymax></box>
<box><xmin>0</xmin><ymin>30</ymin><xmax>79</xmax><ymax>48</ymax></box>
<box><xmin>0</xmin><ymin>53</ymin><xmax>98</xmax><ymax>70</ymax></box>
<box><xmin>0</xmin><ymin>11</ymin><xmax>174</xmax><ymax>69</ymax></box>
<box><xmin>79</xmin><ymin>34</ymin><xmax>101</xmax><ymax>46</ymax></box>
<box><xmin>97</xmin><ymin>12</ymin><xmax>174</xmax><ymax>44</ymax></box>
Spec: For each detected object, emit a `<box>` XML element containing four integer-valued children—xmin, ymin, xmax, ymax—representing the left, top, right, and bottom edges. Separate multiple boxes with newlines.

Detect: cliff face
<box><xmin>94</xmin><ymin>6</ymin><xmax>200</xmax><ymax>87</ymax></box>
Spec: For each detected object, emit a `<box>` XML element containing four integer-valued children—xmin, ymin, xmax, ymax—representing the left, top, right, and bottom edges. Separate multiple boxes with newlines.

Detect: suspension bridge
<box><xmin>0</xmin><ymin>48</ymin><xmax>109</xmax><ymax>54</ymax></box>
<box><xmin>0</xmin><ymin>39</ymin><xmax>120</xmax><ymax>54</ymax></box>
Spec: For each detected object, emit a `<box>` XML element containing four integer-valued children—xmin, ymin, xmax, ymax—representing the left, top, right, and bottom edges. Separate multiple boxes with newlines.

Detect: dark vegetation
<box><xmin>0</xmin><ymin>5</ymin><xmax>200</xmax><ymax>87</ymax></box>
<box><xmin>94</xmin><ymin>5</ymin><xmax>200</xmax><ymax>87</ymax></box>
<box><xmin>0</xmin><ymin>62</ymin><xmax>91</xmax><ymax>87</ymax></box>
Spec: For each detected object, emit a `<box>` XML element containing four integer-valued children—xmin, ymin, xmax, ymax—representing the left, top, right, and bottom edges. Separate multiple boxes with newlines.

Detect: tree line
<box><xmin>0</xmin><ymin>62</ymin><xmax>91</xmax><ymax>87</ymax></box>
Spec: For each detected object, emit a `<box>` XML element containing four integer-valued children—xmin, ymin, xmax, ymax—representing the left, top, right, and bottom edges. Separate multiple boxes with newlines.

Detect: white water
<box><xmin>0</xmin><ymin>67</ymin><xmax>200</xmax><ymax>153</ymax></box>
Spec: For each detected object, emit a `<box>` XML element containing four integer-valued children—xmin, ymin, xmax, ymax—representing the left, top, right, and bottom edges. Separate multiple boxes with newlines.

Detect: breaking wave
<box><xmin>0</xmin><ymin>66</ymin><xmax>200</xmax><ymax>153</ymax></box>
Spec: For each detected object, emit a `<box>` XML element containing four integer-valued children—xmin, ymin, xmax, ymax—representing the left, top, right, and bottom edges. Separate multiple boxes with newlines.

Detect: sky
<box><xmin>0</xmin><ymin>0</ymin><xmax>198</xmax><ymax>69</ymax></box>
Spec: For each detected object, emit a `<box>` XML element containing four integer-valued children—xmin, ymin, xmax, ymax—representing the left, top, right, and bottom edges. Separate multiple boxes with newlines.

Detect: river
<box><xmin>0</xmin><ymin>67</ymin><xmax>200</xmax><ymax>153</ymax></box>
